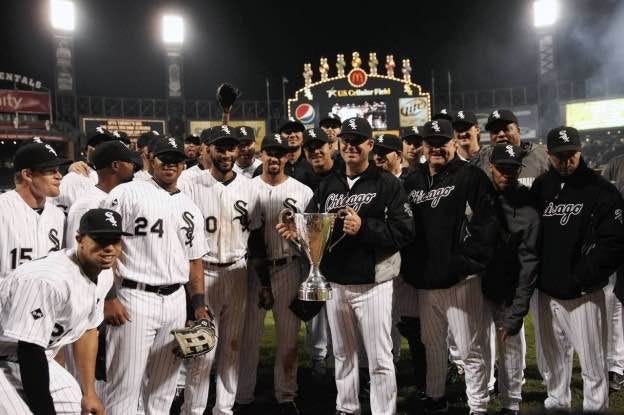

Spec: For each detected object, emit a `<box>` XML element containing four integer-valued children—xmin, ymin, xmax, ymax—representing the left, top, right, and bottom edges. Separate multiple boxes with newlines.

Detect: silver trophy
<box><xmin>280</xmin><ymin>209</ymin><xmax>337</xmax><ymax>301</ymax></box>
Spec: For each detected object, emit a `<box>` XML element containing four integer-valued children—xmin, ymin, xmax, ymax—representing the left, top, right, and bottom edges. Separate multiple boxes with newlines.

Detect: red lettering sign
<box><xmin>0</xmin><ymin>90</ymin><xmax>51</xmax><ymax>114</ymax></box>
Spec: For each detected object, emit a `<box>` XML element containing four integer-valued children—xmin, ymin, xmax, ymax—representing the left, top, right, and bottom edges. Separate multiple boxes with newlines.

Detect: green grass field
<box><xmin>248</xmin><ymin>312</ymin><xmax>624</xmax><ymax>414</ymax></box>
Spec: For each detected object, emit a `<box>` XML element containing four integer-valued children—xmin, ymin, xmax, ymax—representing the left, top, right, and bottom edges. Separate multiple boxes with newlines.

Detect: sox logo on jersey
<box><xmin>233</xmin><ymin>200</ymin><xmax>250</xmax><ymax>231</ymax></box>
<box><xmin>182</xmin><ymin>211</ymin><xmax>196</xmax><ymax>247</ymax></box>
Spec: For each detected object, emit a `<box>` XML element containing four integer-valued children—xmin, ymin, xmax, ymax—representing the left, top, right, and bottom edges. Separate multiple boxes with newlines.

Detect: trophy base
<box><xmin>299</xmin><ymin>286</ymin><xmax>332</xmax><ymax>301</ymax></box>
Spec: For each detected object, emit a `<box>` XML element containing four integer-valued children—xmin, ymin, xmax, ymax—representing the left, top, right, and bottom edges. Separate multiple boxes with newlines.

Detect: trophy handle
<box><xmin>278</xmin><ymin>208</ymin><xmax>303</xmax><ymax>252</ymax></box>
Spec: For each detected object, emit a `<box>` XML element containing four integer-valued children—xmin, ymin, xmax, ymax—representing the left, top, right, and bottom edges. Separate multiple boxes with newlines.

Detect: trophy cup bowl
<box><xmin>280</xmin><ymin>209</ymin><xmax>337</xmax><ymax>301</ymax></box>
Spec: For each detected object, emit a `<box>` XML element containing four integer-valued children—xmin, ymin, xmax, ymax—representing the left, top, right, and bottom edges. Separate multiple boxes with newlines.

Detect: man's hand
<box><xmin>193</xmin><ymin>305</ymin><xmax>213</xmax><ymax>321</ymax></box>
<box><xmin>258</xmin><ymin>286</ymin><xmax>274</xmax><ymax>310</ymax></box>
<box><xmin>342</xmin><ymin>207</ymin><xmax>362</xmax><ymax>235</ymax></box>
<box><xmin>104</xmin><ymin>299</ymin><xmax>130</xmax><ymax>326</ymax></box>
<box><xmin>276</xmin><ymin>223</ymin><xmax>298</xmax><ymax>241</ymax></box>
<box><xmin>81</xmin><ymin>392</ymin><xmax>105</xmax><ymax>414</ymax></box>
<box><xmin>68</xmin><ymin>161</ymin><xmax>91</xmax><ymax>177</ymax></box>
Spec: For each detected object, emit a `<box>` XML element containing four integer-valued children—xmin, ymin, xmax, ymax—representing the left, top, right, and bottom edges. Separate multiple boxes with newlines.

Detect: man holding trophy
<box><xmin>277</xmin><ymin>117</ymin><xmax>414</xmax><ymax>415</ymax></box>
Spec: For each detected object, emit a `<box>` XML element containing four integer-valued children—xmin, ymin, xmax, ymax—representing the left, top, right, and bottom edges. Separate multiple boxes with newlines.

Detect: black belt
<box><xmin>267</xmin><ymin>256</ymin><xmax>298</xmax><ymax>267</ymax></box>
<box><xmin>121</xmin><ymin>279</ymin><xmax>181</xmax><ymax>296</ymax></box>
<box><xmin>207</xmin><ymin>261</ymin><xmax>236</xmax><ymax>268</ymax></box>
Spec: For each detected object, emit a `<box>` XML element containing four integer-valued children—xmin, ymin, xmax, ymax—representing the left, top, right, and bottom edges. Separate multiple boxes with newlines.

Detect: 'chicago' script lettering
<box><xmin>543</xmin><ymin>202</ymin><xmax>583</xmax><ymax>225</ymax></box>
<box><xmin>408</xmin><ymin>186</ymin><xmax>455</xmax><ymax>208</ymax></box>
<box><xmin>325</xmin><ymin>193</ymin><xmax>376</xmax><ymax>212</ymax></box>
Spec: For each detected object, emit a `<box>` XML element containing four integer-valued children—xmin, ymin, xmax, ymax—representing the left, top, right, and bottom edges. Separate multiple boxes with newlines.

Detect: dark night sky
<box><xmin>1</xmin><ymin>0</ymin><xmax>623</xmax><ymax>101</ymax></box>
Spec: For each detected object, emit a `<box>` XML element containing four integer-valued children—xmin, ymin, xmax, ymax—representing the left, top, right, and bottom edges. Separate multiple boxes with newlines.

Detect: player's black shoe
<box><xmin>278</xmin><ymin>401</ymin><xmax>299</xmax><ymax>415</ymax></box>
<box><xmin>424</xmin><ymin>397</ymin><xmax>448</xmax><ymax>414</ymax></box>
<box><xmin>609</xmin><ymin>371</ymin><xmax>624</xmax><ymax>392</ymax></box>
<box><xmin>498</xmin><ymin>409</ymin><xmax>519</xmax><ymax>415</ymax></box>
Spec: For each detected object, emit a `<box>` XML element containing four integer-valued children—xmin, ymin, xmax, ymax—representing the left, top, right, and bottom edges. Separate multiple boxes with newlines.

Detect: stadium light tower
<box><xmin>162</xmin><ymin>15</ymin><xmax>184</xmax><ymax>45</ymax></box>
<box><xmin>533</xmin><ymin>0</ymin><xmax>560</xmax><ymax>137</ymax></box>
<box><xmin>50</xmin><ymin>0</ymin><xmax>75</xmax><ymax>32</ymax></box>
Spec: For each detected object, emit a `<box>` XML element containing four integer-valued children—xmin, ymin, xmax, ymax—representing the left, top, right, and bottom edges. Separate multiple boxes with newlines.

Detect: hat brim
<box><xmin>21</xmin><ymin>158</ymin><xmax>73</xmax><ymax>171</ymax></box>
<box><xmin>373</xmin><ymin>143</ymin><xmax>401</xmax><ymax>153</ymax></box>
<box><xmin>85</xmin><ymin>230</ymin><xmax>133</xmax><ymax>237</ymax></box>
<box><xmin>153</xmin><ymin>150</ymin><xmax>186</xmax><ymax>159</ymax></box>
<box><xmin>338</xmin><ymin>131</ymin><xmax>369</xmax><ymax>140</ymax></box>
<box><xmin>208</xmin><ymin>136</ymin><xmax>239</xmax><ymax>146</ymax></box>
<box><xmin>423</xmin><ymin>135</ymin><xmax>452</xmax><ymax>145</ymax></box>
<box><xmin>452</xmin><ymin>120</ymin><xmax>476</xmax><ymax>130</ymax></box>
<box><xmin>319</xmin><ymin>118</ymin><xmax>341</xmax><ymax>128</ymax></box>
<box><xmin>491</xmin><ymin>160</ymin><xmax>523</xmax><ymax>167</ymax></box>
<box><xmin>548</xmin><ymin>144</ymin><xmax>581</xmax><ymax>154</ymax></box>
<box><xmin>261</xmin><ymin>145</ymin><xmax>291</xmax><ymax>153</ymax></box>
<box><xmin>303</xmin><ymin>138</ymin><xmax>330</xmax><ymax>148</ymax></box>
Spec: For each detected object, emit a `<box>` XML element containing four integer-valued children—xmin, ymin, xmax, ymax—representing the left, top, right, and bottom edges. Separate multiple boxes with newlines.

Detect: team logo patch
<box><xmin>457</xmin><ymin>111</ymin><xmax>465</xmax><ymax>119</ymax></box>
<box><xmin>182</xmin><ymin>211</ymin><xmax>195</xmax><ymax>247</ymax></box>
<box><xmin>492</xmin><ymin>110</ymin><xmax>500</xmax><ymax>119</ymax></box>
<box><xmin>233</xmin><ymin>200</ymin><xmax>250</xmax><ymax>231</ymax></box>
<box><xmin>104</xmin><ymin>211</ymin><xmax>118</xmax><ymax>227</ymax></box>
<box><xmin>308</xmin><ymin>129</ymin><xmax>316</xmax><ymax>138</ymax></box>
<box><xmin>431</xmin><ymin>121</ymin><xmax>441</xmax><ymax>133</ymax></box>
<box><xmin>558</xmin><ymin>130</ymin><xmax>570</xmax><ymax>143</ymax></box>
<box><xmin>505</xmin><ymin>145</ymin><xmax>515</xmax><ymax>157</ymax></box>
<box><xmin>295</xmin><ymin>103</ymin><xmax>315</xmax><ymax>124</ymax></box>
<box><xmin>31</xmin><ymin>308</ymin><xmax>44</xmax><ymax>320</ymax></box>
<box><xmin>45</xmin><ymin>144</ymin><xmax>58</xmax><ymax>156</ymax></box>
<box><xmin>543</xmin><ymin>202</ymin><xmax>583</xmax><ymax>225</ymax></box>
<box><xmin>274</xmin><ymin>134</ymin><xmax>282</xmax><ymax>143</ymax></box>
<box><xmin>168</xmin><ymin>137</ymin><xmax>178</xmax><ymax>148</ymax></box>
<box><xmin>403</xmin><ymin>202</ymin><xmax>413</xmax><ymax>217</ymax></box>
<box><xmin>615</xmin><ymin>209</ymin><xmax>623</xmax><ymax>225</ymax></box>
<box><xmin>48</xmin><ymin>228</ymin><xmax>60</xmax><ymax>251</ymax></box>
<box><xmin>221</xmin><ymin>125</ymin><xmax>231</xmax><ymax>135</ymax></box>
<box><xmin>239</xmin><ymin>127</ymin><xmax>248</xmax><ymax>136</ymax></box>
<box><xmin>348</xmin><ymin>119</ymin><xmax>357</xmax><ymax>130</ymax></box>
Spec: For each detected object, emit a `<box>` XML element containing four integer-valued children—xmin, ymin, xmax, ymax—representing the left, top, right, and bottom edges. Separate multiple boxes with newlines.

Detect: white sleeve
<box><xmin>185</xmin><ymin>203</ymin><xmax>209</xmax><ymax>260</ymax></box>
<box><xmin>2</xmin><ymin>278</ymin><xmax>65</xmax><ymax>348</ymax></box>
<box><xmin>65</xmin><ymin>203</ymin><xmax>88</xmax><ymax>249</ymax></box>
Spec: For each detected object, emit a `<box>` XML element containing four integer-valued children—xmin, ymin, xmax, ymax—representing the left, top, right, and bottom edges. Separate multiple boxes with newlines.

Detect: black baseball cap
<box><xmin>373</xmin><ymin>134</ymin><xmax>402</xmax><ymax>153</ymax></box>
<box><xmin>489</xmin><ymin>143</ymin><xmax>525</xmax><ymax>167</ymax></box>
<box><xmin>485</xmin><ymin>109</ymin><xmax>518</xmax><ymax>132</ymax></box>
<box><xmin>452</xmin><ymin>110</ymin><xmax>478</xmax><ymax>130</ymax></box>
<box><xmin>137</xmin><ymin>131</ymin><xmax>160</xmax><ymax>149</ymax></box>
<box><xmin>432</xmin><ymin>108</ymin><xmax>454</xmax><ymax>122</ymax></box>
<box><xmin>338</xmin><ymin>117</ymin><xmax>373</xmax><ymax>140</ymax></box>
<box><xmin>91</xmin><ymin>141</ymin><xmax>136</xmax><ymax>170</ymax></box>
<box><xmin>78</xmin><ymin>208</ymin><xmax>132</xmax><ymax>237</ymax></box>
<box><xmin>399</xmin><ymin>126</ymin><xmax>422</xmax><ymax>141</ymax></box>
<box><xmin>87</xmin><ymin>131</ymin><xmax>114</xmax><ymax>148</ymax></box>
<box><xmin>112</xmin><ymin>131</ymin><xmax>131</xmax><ymax>145</ymax></box>
<box><xmin>547</xmin><ymin>126</ymin><xmax>582</xmax><ymax>154</ymax></box>
<box><xmin>13</xmin><ymin>143</ymin><xmax>72</xmax><ymax>172</ymax></box>
<box><xmin>235</xmin><ymin>126</ymin><xmax>256</xmax><ymax>143</ymax></box>
<box><xmin>185</xmin><ymin>134</ymin><xmax>200</xmax><ymax>145</ymax></box>
<box><xmin>206</xmin><ymin>125</ymin><xmax>239</xmax><ymax>146</ymax></box>
<box><xmin>319</xmin><ymin>114</ymin><xmax>341</xmax><ymax>129</ymax></box>
<box><xmin>261</xmin><ymin>133</ymin><xmax>291</xmax><ymax>152</ymax></box>
<box><xmin>422</xmin><ymin>119</ymin><xmax>454</xmax><ymax>146</ymax></box>
<box><xmin>303</xmin><ymin>128</ymin><xmax>331</xmax><ymax>148</ymax></box>
<box><xmin>278</xmin><ymin>118</ymin><xmax>305</xmax><ymax>134</ymax></box>
<box><xmin>152</xmin><ymin>137</ymin><xmax>186</xmax><ymax>159</ymax></box>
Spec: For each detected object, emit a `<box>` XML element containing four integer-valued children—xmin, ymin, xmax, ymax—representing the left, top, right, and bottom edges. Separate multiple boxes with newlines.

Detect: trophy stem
<box><xmin>299</xmin><ymin>264</ymin><xmax>332</xmax><ymax>301</ymax></box>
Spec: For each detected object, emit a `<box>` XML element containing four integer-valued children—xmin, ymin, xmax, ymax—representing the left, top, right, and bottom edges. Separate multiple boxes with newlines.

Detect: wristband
<box><xmin>190</xmin><ymin>294</ymin><xmax>206</xmax><ymax>311</ymax></box>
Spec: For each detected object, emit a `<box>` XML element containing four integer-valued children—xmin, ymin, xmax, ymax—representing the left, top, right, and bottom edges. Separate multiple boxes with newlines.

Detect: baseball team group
<box><xmin>1</xmin><ymin>103</ymin><xmax>624</xmax><ymax>415</ymax></box>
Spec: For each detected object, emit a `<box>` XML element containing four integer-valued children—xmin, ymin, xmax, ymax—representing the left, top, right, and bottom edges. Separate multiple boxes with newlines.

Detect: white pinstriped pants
<box><xmin>104</xmin><ymin>285</ymin><xmax>186</xmax><ymax>415</ymax></box>
<box><xmin>534</xmin><ymin>289</ymin><xmax>608</xmax><ymax>411</ymax></box>
<box><xmin>484</xmin><ymin>300</ymin><xmax>525</xmax><ymax>410</ymax></box>
<box><xmin>0</xmin><ymin>358</ymin><xmax>83</xmax><ymax>414</ymax></box>
<box><xmin>326</xmin><ymin>280</ymin><xmax>396</xmax><ymax>415</ymax></box>
<box><xmin>182</xmin><ymin>260</ymin><xmax>248</xmax><ymax>415</ymax></box>
<box><xmin>236</xmin><ymin>260</ymin><xmax>302</xmax><ymax>404</ymax></box>
<box><xmin>418</xmin><ymin>277</ymin><xmax>490</xmax><ymax>413</ymax></box>
<box><xmin>605</xmin><ymin>274</ymin><xmax>624</xmax><ymax>375</ymax></box>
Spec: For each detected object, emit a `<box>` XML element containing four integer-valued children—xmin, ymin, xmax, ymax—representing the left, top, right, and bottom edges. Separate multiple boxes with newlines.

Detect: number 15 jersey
<box><xmin>101</xmin><ymin>178</ymin><xmax>207</xmax><ymax>285</ymax></box>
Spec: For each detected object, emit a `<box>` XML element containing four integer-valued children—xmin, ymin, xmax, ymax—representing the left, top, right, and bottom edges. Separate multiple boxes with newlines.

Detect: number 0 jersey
<box><xmin>0</xmin><ymin>190</ymin><xmax>65</xmax><ymax>279</ymax></box>
<box><xmin>101</xmin><ymin>178</ymin><xmax>207</xmax><ymax>285</ymax></box>
<box><xmin>182</xmin><ymin>173</ymin><xmax>261</xmax><ymax>264</ymax></box>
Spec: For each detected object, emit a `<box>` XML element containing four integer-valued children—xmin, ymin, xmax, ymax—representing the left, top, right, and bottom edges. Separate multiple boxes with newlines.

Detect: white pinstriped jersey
<box><xmin>0</xmin><ymin>248</ymin><xmax>113</xmax><ymax>360</ymax></box>
<box><xmin>52</xmin><ymin>170</ymin><xmax>98</xmax><ymax>214</ymax></box>
<box><xmin>252</xmin><ymin>176</ymin><xmax>313</xmax><ymax>259</ymax></box>
<box><xmin>0</xmin><ymin>191</ymin><xmax>65</xmax><ymax>279</ymax></box>
<box><xmin>133</xmin><ymin>170</ymin><xmax>151</xmax><ymax>181</ymax></box>
<box><xmin>178</xmin><ymin>164</ymin><xmax>208</xmax><ymax>188</ymax></box>
<box><xmin>182</xmin><ymin>173</ymin><xmax>261</xmax><ymax>264</ymax></box>
<box><xmin>233</xmin><ymin>158</ymin><xmax>262</xmax><ymax>179</ymax></box>
<box><xmin>101</xmin><ymin>178</ymin><xmax>208</xmax><ymax>285</ymax></box>
<box><xmin>65</xmin><ymin>186</ymin><xmax>107</xmax><ymax>249</ymax></box>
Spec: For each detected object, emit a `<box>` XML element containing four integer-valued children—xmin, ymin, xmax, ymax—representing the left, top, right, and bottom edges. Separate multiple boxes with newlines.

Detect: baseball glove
<box><xmin>216</xmin><ymin>83</ymin><xmax>240</xmax><ymax>111</ymax></box>
<box><xmin>171</xmin><ymin>319</ymin><xmax>217</xmax><ymax>359</ymax></box>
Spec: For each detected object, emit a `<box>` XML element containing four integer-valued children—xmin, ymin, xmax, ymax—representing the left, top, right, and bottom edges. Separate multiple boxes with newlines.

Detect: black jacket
<box><xmin>401</xmin><ymin>158</ymin><xmax>499</xmax><ymax>289</ymax></box>
<box><xmin>482</xmin><ymin>186</ymin><xmax>540</xmax><ymax>335</ymax></box>
<box><xmin>307</xmin><ymin>163</ymin><xmax>415</xmax><ymax>285</ymax></box>
<box><xmin>532</xmin><ymin>159</ymin><xmax>624</xmax><ymax>300</ymax></box>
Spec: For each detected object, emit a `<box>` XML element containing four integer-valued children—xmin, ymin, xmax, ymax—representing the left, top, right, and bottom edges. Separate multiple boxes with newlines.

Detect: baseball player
<box><xmin>372</xmin><ymin>134</ymin><xmax>410</xmax><ymax>181</ymax></box>
<box><xmin>602</xmin><ymin>154</ymin><xmax>624</xmax><ymax>391</ymax></box>
<box><xmin>236</xmin><ymin>134</ymin><xmax>313</xmax><ymax>415</ymax></box>
<box><xmin>134</xmin><ymin>131</ymin><xmax>161</xmax><ymax>181</ymax></box>
<box><xmin>185</xmin><ymin>134</ymin><xmax>201</xmax><ymax>168</ymax></box>
<box><xmin>178</xmin><ymin>128</ymin><xmax>213</xmax><ymax>187</ymax></box>
<box><xmin>0</xmin><ymin>208</ymin><xmax>129</xmax><ymax>415</ymax></box>
<box><xmin>101</xmin><ymin>136</ymin><xmax>209</xmax><ymax>415</ymax></box>
<box><xmin>233</xmin><ymin>126</ymin><xmax>262</xmax><ymax>178</ymax></box>
<box><xmin>481</xmin><ymin>144</ymin><xmax>540</xmax><ymax>415</ymax></box>
<box><xmin>531</xmin><ymin>126</ymin><xmax>624</xmax><ymax>411</ymax></box>
<box><xmin>0</xmin><ymin>142</ymin><xmax>70</xmax><ymax>278</ymax></box>
<box><xmin>53</xmin><ymin>130</ymin><xmax>113</xmax><ymax>214</ymax></box>
<box><xmin>402</xmin><ymin>119</ymin><xmax>498</xmax><ymax>414</ymax></box>
<box><xmin>179</xmin><ymin>125</ymin><xmax>261</xmax><ymax>415</ymax></box>
<box><xmin>452</xmin><ymin>111</ymin><xmax>481</xmax><ymax>162</ymax></box>
<box><xmin>319</xmin><ymin>114</ymin><xmax>342</xmax><ymax>155</ymax></box>
<box><xmin>399</xmin><ymin>126</ymin><xmax>425</xmax><ymax>169</ymax></box>
<box><xmin>279</xmin><ymin>117</ymin><xmax>414</xmax><ymax>415</ymax></box>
